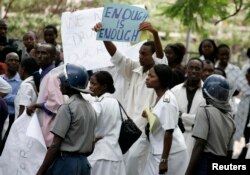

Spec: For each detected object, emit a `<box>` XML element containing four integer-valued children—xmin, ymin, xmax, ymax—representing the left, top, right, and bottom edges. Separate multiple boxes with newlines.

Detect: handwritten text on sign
<box><xmin>61</xmin><ymin>8</ymin><xmax>131</xmax><ymax>70</ymax></box>
<box><xmin>97</xmin><ymin>3</ymin><xmax>148</xmax><ymax>42</ymax></box>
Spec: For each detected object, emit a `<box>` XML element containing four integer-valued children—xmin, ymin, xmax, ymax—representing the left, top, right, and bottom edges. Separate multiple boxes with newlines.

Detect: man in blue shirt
<box><xmin>0</xmin><ymin>52</ymin><xmax>21</xmax><ymax>150</ymax></box>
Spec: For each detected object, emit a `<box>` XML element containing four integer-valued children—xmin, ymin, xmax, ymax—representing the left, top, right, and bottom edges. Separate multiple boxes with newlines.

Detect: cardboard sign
<box><xmin>61</xmin><ymin>8</ymin><xmax>131</xmax><ymax>70</ymax></box>
<box><xmin>97</xmin><ymin>3</ymin><xmax>148</xmax><ymax>42</ymax></box>
<box><xmin>0</xmin><ymin>111</ymin><xmax>46</xmax><ymax>175</ymax></box>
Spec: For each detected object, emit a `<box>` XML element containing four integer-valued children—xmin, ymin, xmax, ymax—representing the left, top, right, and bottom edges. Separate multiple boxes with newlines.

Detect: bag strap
<box><xmin>117</xmin><ymin>100</ymin><xmax>130</xmax><ymax>122</ymax></box>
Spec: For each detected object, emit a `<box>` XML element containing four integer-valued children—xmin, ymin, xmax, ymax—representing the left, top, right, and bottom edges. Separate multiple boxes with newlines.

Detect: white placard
<box><xmin>61</xmin><ymin>8</ymin><xmax>132</xmax><ymax>70</ymax></box>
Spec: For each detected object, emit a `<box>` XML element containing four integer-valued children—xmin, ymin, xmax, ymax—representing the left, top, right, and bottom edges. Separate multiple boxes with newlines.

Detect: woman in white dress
<box><xmin>14</xmin><ymin>58</ymin><xmax>40</xmax><ymax>118</ymax></box>
<box><xmin>88</xmin><ymin>71</ymin><xmax>126</xmax><ymax>175</ymax></box>
<box><xmin>143</xmin><ymin>64</ymin><xmax>188</xmax><ymax>175</ymax></box>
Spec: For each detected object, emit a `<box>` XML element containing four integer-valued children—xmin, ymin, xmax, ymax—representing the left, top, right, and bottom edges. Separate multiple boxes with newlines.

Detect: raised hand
<box><xmin>92</xmin><ymin>22</ymin><xmax>102</xmax><ymax>32</ymax></box>
<box><xmin>139</xmin><ymin>22</ymin><xmax>157</xmax><ymax>34</ymax></box>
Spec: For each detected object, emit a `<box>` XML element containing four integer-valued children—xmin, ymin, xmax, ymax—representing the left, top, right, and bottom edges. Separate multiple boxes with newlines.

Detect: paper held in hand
<box><xmin>145</xmin><ymin>107</ymin><xmax>158</xmax><ymax>132</ymax></box>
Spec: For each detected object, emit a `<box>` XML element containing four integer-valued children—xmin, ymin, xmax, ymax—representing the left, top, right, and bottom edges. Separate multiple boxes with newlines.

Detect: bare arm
<box><xmin>103</xmin><ymin>41</ymin><xmax>117</xmax><ymax>56</ymax></box>
<box><xmin>185</xmin><ymin>138</ymin><xmax>207</xmax><ymax>175</ymax></box>
<box><xmin>139</xmin><ymin>22</ymin><xmax>164</xmax><ymax>59</ymax></box>
<box><xmin>159</xmin><ymin>129</ymin><xmax>173</xmax><ymax>174</ymax></box>
<box><xmin>36</xmin><ymin>135</ymin><xmax>62</xmax><ymax>175</ymax></box>
<box><xmin>26</xmin><ymin>103</ymin><xmax>43</xmax><ymax>116</ymax></box>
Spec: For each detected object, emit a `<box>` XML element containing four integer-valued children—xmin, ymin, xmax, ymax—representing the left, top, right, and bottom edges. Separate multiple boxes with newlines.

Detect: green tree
<box><xmin>157</xmin><ymin>0</ymin><xmax>250</xmax><ymax>62</ymax></box>
<box><xmin>158</xmin><ymin>0</ymin><xmax>250</xmax><ymax>31</ymax></box>
<box><xmin>1</xmin><ymin>0</ymin><xmax>249</xmax><ymax>63</ymax></box>
<box><xmin>1</xmin><ymin>0</ymin><xmax>93</xmax><ymax>40</ymax></box>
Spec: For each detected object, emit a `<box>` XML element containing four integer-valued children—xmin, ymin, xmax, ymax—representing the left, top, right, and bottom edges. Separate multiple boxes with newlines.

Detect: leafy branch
<box><xmin>214</xmin><ymin>0</ymin><xmax>243</xmax><ymax>25</ymax></box>
<box><xmin>3</xmin><ymin>0</ymin><xmax>16</xmax><ymax>19</ymax></box>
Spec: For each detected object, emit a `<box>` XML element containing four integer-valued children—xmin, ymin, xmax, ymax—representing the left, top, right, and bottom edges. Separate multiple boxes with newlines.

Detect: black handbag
<box><xmin>117</xmin><ymin>101</ymin><xmax>142</xmax><ymax>154</ymax></box>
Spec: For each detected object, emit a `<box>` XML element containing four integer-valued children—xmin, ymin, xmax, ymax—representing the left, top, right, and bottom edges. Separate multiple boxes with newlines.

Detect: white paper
<box><xmin>61</xmin><ymin>8</ymin><xmax>132</xmax><ymax>70</ymax></box>
<box><xmin>26</xmin><ymin>112</ymin><xmax>46</xmax><ymax>149</ymax></box>
<box><xmin>0</xmin><ymin>110</ymin><xmax>47</xmax><ymax>175</ymax></box>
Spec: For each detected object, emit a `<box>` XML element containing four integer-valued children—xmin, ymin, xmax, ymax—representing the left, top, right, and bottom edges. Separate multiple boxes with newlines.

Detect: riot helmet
<box><xmin>58</xmin><ymin>63</ymin><xmax>90</xmax><ymax>93</ymax></box>
<box><xmin>202</xmin><ymin>74</ymin><xmax>230</xmax><ymax>102</ymax></box>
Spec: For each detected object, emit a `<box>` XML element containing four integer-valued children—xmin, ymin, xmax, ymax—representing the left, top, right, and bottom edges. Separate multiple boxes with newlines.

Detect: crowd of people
<box><xmin>0</xmin><ymin>15</ymin><xmax>249</xmax><ymax>175</ymax></box>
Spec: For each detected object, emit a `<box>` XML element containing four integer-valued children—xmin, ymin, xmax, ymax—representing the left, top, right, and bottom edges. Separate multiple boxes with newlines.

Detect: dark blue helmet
<box><xmin>59</xmin><ymin>63</ymin><xmax>90</xmax><ymax>93</ymax></box>
<box><xmin>202</xmin><ymin>74</ymin><xmax>230</xmax><ymax>102</ymax></box>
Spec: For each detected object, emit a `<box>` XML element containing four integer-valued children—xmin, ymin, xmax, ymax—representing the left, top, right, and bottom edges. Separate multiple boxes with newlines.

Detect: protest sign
<box><xmin>97</xmin><ymin>3</ymin><xmax>148</xmax><ymax>42</ymax></box>
<box><xmin>0</xmin><ymin>111</ymin><xmax>46</xmax><ymax>175</ymax></box>
<box><xmin>61</xmin><ymin>8</ymin><xmax>132</xmax><ymax>70</ymax></box>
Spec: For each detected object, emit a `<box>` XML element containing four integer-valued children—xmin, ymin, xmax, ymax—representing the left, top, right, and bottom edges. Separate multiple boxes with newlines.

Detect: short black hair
<box><xmin>46</xmin><ymin>43</ymin><xmax>57</xmax><ymax>58</ymax></box>
<box><xmin>153</xmin><ymin>64</ymin><xmax>173</xmax><ymax>89</ymax></box>
<box><xmin>43</xmin><ymin>25</ymin><xmax>58</xmax><ymax>37</ymax></box>
<box><xmin>198</xmin><ymin>39</ymin><xmax>217</xmax><ymax>56</ymax></box>
<box><xmin>165</xmin><ymin>43</ymin><xmax>186</xmax><ymax>64</ymax></box>
<box><xmin>217</xmin><ymin>44</ymin><xmax>230</xmax><ymax>54</ymax></box>
<box><xmin>92</xmin><ymin>71</ymin><xmax>115</xmax><ymax>94</ymax></box>
<box><xmin>20</xmin><ymin>58</ymin><xmax>39</xmax><ymax>75</ymax></box>
<box><xmin>187</xmin><ymin>57</ymin><xmax>203</xmax><ymax>68</ymax></box>
<box><xmin>203</xmin><ymin>59</ymin><xmax>214</xmax><ymax>66</ymax></box>
<box><xmin>23</xmin><ymin>31</ymin><xmax>37</xmax><ymax>40</ymax></box>
<box><xmin>142</xmin><ymin>41</ymin><xmax>155</xmax><ymax>54</ymax></box>
<box><xmin>20</xmin><ymin>57</ymin><xmax>40</xmax><ymax>91</ymax></box>
<box><xmin>37</xmin><ymin>43</ymin><xmax>57</xmax><ymax>60</ymax></box>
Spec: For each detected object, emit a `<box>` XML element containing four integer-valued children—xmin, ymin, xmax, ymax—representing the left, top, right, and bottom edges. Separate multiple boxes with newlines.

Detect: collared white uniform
<box><xmin>171</xmin><ymin>82</ymin><xmax>205</xmax><ymax>155</ymax></box>
<box><xmin>88</xmin><ymin>93</ymin><xmax>126</xmax><ymax>175</ymax></box>
<box><xmin>144</xmin><ymin>90</ymin><xmax>188</xmax><ymax>175</ymax></box>
<box><xmin>92</xmin><ymin>66</ymin><xmax>129</xmax><ymax>109</ymax></box>
<box><xmin>111</xmin><ymin>50</ymin><xmax>167</xmax><ymax>175</ymax></box>
<box><xmin>14</xmin><ymin>76</ymin><xmax>37</xmax><ymax>118</ymax></box>
<box><xmin>215</xmin><ymin>62</ymin><xmax>246</xmax><ymax>97</ymax></box>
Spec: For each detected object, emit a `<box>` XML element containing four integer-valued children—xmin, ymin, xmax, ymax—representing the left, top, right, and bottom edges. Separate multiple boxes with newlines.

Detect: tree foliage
<box><xmin>158</xmin><ymin>0</ymin><xmax>250</xmax><ymax>31</ymax></box>
<box><xmin>1</xmin><ymin>0</ymin><xmax>249</xmax><ymax>61</ymax></box>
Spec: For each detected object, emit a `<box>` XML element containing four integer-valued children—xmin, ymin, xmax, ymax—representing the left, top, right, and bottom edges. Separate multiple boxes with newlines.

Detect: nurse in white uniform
<box><xmin>88</xmin><ymin>71</ymin><xmax>126</xmax><ymax>175</ymax></box>
<box><xmin>143</xmin><ymin>64</ymin><xmax>188</xmax><ymax>175</ymax></box>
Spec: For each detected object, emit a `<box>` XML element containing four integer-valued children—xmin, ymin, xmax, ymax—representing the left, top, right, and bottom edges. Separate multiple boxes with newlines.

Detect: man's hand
<box><xmin>92</xmin><ymin>22</ymin><xmax>102</xmax><ymax>32</ymax></box>
<box><xmin>139</xmin><ymin>22</ymin><xmax>157</xmax><ymax>34</ymax></box>
<box><xmin>26</xmin><ymin>105</ymin><xmax>36</xmax><ymax>116</ymax></box>
<box><xmin>142</xmin><ymin>110</ymin><xmax>148</xmax><ymax>118</ymax></box>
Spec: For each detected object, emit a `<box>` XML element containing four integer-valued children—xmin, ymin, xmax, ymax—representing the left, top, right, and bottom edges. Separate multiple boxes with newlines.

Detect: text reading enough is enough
<box><xmin>104</xmin><ymin>7</ymin><xmax>148</xmax><ymax>21</ymax></box>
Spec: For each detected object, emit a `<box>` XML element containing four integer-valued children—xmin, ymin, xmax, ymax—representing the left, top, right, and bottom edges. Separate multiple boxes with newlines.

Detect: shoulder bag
<box><xmin>117</xmin><ymin>101</ymin><xmax>142</xmax><ymax>154</ymax></box>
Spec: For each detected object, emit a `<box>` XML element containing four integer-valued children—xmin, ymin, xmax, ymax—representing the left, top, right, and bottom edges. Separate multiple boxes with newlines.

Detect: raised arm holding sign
<box><xmin>93</xmin><ymin>21</ymin><xmax>165</xmax><ymax>69</ymax></box>
<box><xmin>92</xmin><ymin>6</ymin><xmax>167</xmax><ymax>174</ymax></box>
<box><xmin>97</xmin><ymin>3</ymin><xmax>148</xmax><ymax>42</ymax></box>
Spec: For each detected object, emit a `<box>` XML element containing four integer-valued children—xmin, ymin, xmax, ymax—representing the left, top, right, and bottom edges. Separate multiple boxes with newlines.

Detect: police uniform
<box><xmin>46</xmin><ymin>94</ymin><xmax>96</xmax><ymax>175</ymax></box>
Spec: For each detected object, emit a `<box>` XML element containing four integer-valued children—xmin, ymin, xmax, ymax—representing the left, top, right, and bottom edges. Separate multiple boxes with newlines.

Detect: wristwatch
<box><xmin>160</xmin><ymin>158</ymin><xmax>167</xmax><ymax>163</ymax></box>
